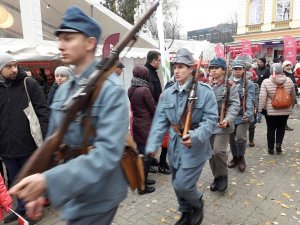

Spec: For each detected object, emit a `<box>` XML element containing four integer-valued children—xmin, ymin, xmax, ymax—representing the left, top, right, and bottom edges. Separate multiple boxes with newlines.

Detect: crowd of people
<box><xmin>0</xmin><ymin>5</ymin><xmax>298</xmax><ymax>225</ymax></box>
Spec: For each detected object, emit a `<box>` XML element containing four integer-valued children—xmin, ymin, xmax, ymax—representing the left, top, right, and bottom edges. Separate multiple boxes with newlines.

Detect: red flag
<box><xmin>283</xmin><ymin>36</ymin><xmax>296</xmax><ymax>65</ymax></box>
<box><xmin>214</xmin><ymin>43</ymin><xmax>224</xmax><ymax>58</ymax></box>
<box><xmin>241</xmin><ymin>39</ymin><xmax>253</xmax><ymax>57</ymax></box>
<box><xmin>102</xmin><ymin>33</ymin><xmax>120</xmax><ymax>57</ymax></box>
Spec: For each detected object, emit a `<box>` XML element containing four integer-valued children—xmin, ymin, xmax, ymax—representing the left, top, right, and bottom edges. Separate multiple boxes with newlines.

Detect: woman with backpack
<box><xmin>259</xmin><ymin>63</ymin><xmax>296</xmax><ymax>155</ymax></box>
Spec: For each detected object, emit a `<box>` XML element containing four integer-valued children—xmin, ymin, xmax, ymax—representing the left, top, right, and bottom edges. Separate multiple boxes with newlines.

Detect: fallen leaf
<box><xmin>281</xmin><ymin>212</ymin><xmax>286</xmax><ymax>216</ymax></box>
<box><xmin>281</xmin><ymin>204</ymin><xmax>289</xmax><ymax>209</ymax></box>
<box><xmin>283</xmin><ymin>193</ymin><xmax>291</xmax><ymax>199</ymax></box>
<box><xmin>265</xmin><ymin>222</ymin><xmax>272</xmax><ymax>225</ymax></box>
<box><xmin>174</xmin><ymin>214</ymin><xmax>180</xmax><ymax>220</ymax></box>
<box><xmin>257</xmin><ymin>194</ymin><xmax>264</xmax><ymax>199</ymax></box>
<box><xmin>232</xmin><ymin>182</ymin><xmax>237</xmax><ymax>185</ymax></box>
<box><xmin>152</xmin><ymin>200</ymin><xmax>158</xmax><ymax>203</ymax></box>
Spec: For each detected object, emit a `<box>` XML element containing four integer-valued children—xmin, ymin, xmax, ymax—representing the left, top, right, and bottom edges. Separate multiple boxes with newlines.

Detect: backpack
<box><xmin>271</xmin><ymin>84</ymin><xmax>292</xmax><ymax>109</ymax></box>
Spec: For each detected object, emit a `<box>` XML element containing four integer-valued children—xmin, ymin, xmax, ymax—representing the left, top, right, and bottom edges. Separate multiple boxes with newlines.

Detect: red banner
<box><xmin>214</xmin><ymin>43</ymin><xmax>224</xmax><ymax>58</ymax></box>
<box><xmin>102</xmin><ymin>33</ymin><xmax>120</xmax><ymax>57</ymax></box>
<box><xmin>283</xmin><ymin>36</ymin><xmax>296</xmax><ymax>64</ymax></box>
<box><xmin>242</xmin><ymin>39</ymin><xmax>253</xmax><ymax>56</ymax></box>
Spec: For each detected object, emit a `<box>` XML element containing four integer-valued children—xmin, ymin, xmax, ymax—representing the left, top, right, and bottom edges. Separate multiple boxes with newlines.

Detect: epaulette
<box><xmin>199</xmin><ymin>82</ymin><xmax>213</xmax><ymax>90</ymax></box>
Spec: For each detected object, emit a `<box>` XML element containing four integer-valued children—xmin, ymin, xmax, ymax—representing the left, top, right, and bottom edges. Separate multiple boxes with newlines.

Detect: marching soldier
<box><xmin>228</xmin><ymin>60</ymin><xmax>255</xmax><ymax>172</ymax></box>
<box><xmin>146</xmin><ymin>48</ymin><xmax>218</xmax><ymax>225</ymax></box>
<box><xmin>208</xmin><ymin>58</ymin><xmax>240</xmax><ymax>192</ymax></box>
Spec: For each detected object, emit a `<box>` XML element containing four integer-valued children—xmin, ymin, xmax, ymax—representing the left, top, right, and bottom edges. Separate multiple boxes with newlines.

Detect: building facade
<box><xmin>232</xmin><ymin>0</ymin><xmax>300</xmax><ymax>61</ymax></box>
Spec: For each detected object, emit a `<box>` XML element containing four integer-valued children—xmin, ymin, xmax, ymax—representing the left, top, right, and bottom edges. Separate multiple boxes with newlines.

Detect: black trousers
<box><xmin>265</xmin><ymin>115</ymin><xmax>288</xmax><ymax>150</ymax></box>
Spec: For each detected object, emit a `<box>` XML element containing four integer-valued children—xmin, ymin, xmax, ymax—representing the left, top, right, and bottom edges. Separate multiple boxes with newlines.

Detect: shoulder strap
<box><xmin>23</xmin><ymin>77</ymin><xmax>31</xmax><ymax>102</ymax></box>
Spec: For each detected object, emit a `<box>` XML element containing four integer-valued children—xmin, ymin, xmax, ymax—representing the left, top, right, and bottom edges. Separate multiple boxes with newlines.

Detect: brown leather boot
<box><xmin>238</xmin><ymin>156</ymin><xmax>246</xmax><ymax>172</ymax></box>
<box><xmin>228</xmin><ymin>157</ymin><xmax>238</xmax><ymax>168</ymax></box>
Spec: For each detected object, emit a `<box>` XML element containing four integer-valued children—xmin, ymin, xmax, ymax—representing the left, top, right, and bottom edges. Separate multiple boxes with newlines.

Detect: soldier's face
<box><xmin>232</xmin><ymin>67</ymin><xmax>244</xmax><ymax>78</ymax></box>
<box><xmin>58</xmin><ymin>33</ymin><xmax>96</xmax><ymax>65</ymax></box>
<box><xmin>173</xmin><ymin>63</ymin><xmax>193</xmax><ymax>85</ymax></box>
<box><xmin>0</xmin><ymin>61</ymin><xmax>18</xmax><ymax>80</ymax></box>
<box><xmin>209</xmin><ymin>66</ymin><xmax>224</xmax><ymax>80</ymax></box>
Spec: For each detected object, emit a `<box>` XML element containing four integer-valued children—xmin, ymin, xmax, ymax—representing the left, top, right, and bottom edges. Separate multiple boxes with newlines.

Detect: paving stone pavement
<box><xmin>4</xmin><ymin>105</ymin><xmax>300</xmax><ymax>225</ymax></box>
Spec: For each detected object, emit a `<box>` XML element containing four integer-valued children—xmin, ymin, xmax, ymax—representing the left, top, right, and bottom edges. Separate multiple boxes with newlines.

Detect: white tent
<box><xmin>0</xmin><ymin>0</ymin><xmax>159</xmax><ymax>89</ymax></box>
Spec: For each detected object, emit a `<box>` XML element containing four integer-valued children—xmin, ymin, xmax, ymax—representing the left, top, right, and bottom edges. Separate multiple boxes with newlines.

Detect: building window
<box><xmin>276</xmin><ymin>0</ymin><xmax>290</xmax><ymax>21</ymax></box>
<box><xmin>249</xmin><ymin>0</ymin><xmax>262</xmax><ymax>25</ymax></box>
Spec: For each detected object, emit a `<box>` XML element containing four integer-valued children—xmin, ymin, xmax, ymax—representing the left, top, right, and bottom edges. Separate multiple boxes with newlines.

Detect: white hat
<box><xmin>282</xmin><ymin>60</ymin><xmax>292</xmax><ymax>68</ymax></box>
<box><xmin>54</xmin><ymin>66</ymin><xmax>73</xmax><ymax>78</ymax></box>
<box><xmin>0</xmin><ymin>53</ymin><xmax>16</xmax><ymax>72</ymax></box>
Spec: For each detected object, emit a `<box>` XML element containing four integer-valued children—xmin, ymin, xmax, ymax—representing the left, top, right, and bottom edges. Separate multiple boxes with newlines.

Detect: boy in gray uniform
<box><xmin>228</xmin><ymin>60</ymin><xmax>255</xmax><ymax>172</ymax></box>
<box><xmin>208</xmin><ymin>58</ymin><xmax>240</xmax><ymax>192</ymax></box>
<box><xmin>10</xmin><ymin>6</ymin><xmax>129</xmax><ymax>225</ymax></box>
<box><xmin>146</xmin><ymin>48</ymin><xmax>218</xmax><ymax>225</ymax></box>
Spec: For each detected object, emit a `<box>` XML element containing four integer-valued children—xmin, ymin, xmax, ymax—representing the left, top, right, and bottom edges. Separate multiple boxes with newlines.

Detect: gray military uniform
<box><xmin>208</xmin><ymin>79</ymin><xmax>240</xmax><ymax>177</ymax></box>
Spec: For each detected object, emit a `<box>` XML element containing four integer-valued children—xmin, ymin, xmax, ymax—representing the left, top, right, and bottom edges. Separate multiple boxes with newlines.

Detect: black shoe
<box><xmin>249</xmin><ymin>141</ymin><xmax>255</xmax><ymax>147</ymax></box>
<box><xmin>228</xmin><ymin>157</ymin><xmax>238</xmax><ymax>168</ymax></box>
<box><xmin>238</xmin><ymin>156</ymin><xmax>246</xmax><ymax>172</ymax></box>
<box><xmin>4</xmin><ymin>212</ymin><xmax>23</xmax><ymax>223</ymax></box>
<box><xmin>210</xmin><ymin>177</ymin><xmax>218</xmax><ymax>192</ymax></box>
<box><xmin>149</xmin><ymin>166</ymin><xmax>157</xmax><ymax>173</ymax></box>
<box><xmin>190</xmin><ymin>198</ymin><xmax>204</xmax><ymax>225</ymax></box>
<box><xmin>151</xmin><ymin>158</ymin><xmax>159</xmax><ymax>166</ymax></box>
<box><xmin>268</xmin><ymin>149</ymin><xmax>274</xmax><ymax>155</ymax></box>
<box><xmin>175</xmin><ymin>212</ymin><xmax>192</xmax><ymax>225</ymax></box>
<box><xmin>158</xmin><ymin>167</ymin><xmax>171</xmax><ymax>175</ymax></box>
<box><xmin>217</xmin><ymin>175</ymin><xmax>228</xmax><ymax>192</ymax></box>
<box><xmin>276</xmin><ymin>143</ymin><xmax>282</xmax><ymax>154</ymax></box>
<box><xmin>285</xmin><ymin>125</ymin><xmax>293</xmax><ymax>131</ymax></box>
<box><xmin>138</xmin><ymin>186</ymin><xmax>155</xmax><ymax>195</ymax></box>
<box><xmin>146</xmin><ymin>178</ymin><xmax>155</xmax><ymax>185</ymax></box>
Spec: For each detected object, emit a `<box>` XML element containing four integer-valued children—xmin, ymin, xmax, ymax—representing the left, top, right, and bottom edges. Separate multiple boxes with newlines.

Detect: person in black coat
<box><xmin>0</xmin><ymin>53</ymin><xmax>49</xmax><ymax>223</ymax></box>
<box><xmin>255</xmin><ymin>58</ymin><xmax>270</xmax><ymax>87</ymax></box>
<box><xmin>144</xmin><ymin>50</ymin><xmax>162</xmax><ymax>104</ymax></box>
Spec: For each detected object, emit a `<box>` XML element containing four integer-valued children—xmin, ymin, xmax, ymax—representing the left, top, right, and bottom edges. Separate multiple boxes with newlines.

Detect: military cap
<box><xmin>172</xmin><ymin>48</ymin><xmax>194</xmax><ymax>66</ymax></box>
<box><xmin>231</xmin><ymin>60</ymin><xmax>244</xmax><ymax>68</ymax></box>
<box><xmin>117</xmin><ymin>62</ymin><xmax>125</xmax><ymax>68</ymax></box>
<box><xmin>209</xmin><ymin>57</ymin><xmax>227</xmax><ymax>70</ymax></box>
<box><xmin>55</xmin><ymin>6</ymin><xmax>101</xmax><ymax>43</ymax></box>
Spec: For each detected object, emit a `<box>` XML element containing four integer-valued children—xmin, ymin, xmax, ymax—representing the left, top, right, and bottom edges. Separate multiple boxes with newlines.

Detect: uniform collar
<box><xmin>172</xmin><ymin>76</ymin><xmax>193</xmax><ymax>93</ymax></box>
<box><xmin>72</xmin><ymin>59</ymin><xmax>100</xmax><ymax>86</ymax></box>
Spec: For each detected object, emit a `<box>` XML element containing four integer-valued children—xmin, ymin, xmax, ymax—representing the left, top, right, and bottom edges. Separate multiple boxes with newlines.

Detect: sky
<box><xmin>178</xmin><ymin>0</ymin><xmax>240</xmax><ymax>35</ymax></box>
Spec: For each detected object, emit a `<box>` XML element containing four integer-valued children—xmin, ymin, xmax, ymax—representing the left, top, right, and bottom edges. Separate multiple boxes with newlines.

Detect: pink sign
<box><xmin>241</xmin><ymin>39</ymin><xmax>253</xmax><ymax>57</ymax></box>
<box><xmin>283</xmin><ymin>36</ymin><xmax>296</xmax><ymax>64</ymax></box>
<box><xmin>214</xmin><ymin>43</ymin><xmax>224</xmax><ymax>58</ymax></box>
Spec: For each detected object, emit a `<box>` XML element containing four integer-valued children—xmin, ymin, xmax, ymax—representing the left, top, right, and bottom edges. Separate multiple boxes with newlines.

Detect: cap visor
<box><xmin>55</xmin><ymin>28</ymin><xmax>80</xmax><ymax>36</ymax></box>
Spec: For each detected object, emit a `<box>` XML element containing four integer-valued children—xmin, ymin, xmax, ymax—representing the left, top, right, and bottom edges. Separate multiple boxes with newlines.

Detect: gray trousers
<box><xmin>172</xmin><ymin>161</ymin><xmax>205</xmax><ymax>212</ymax></box>
<box><xmin>66</xmin><ymin>206</ymin><xmax>118</xmax><ymax>225</ymax></box>
<box><xmin>209</xmin><ymin>133</ymin><xmax>230</xmax><ymax>177</ymax></box>
<box><xmin>229</xmin><ymin>123</ymin><xmax>249</xmax><ymax>157</ymax></box>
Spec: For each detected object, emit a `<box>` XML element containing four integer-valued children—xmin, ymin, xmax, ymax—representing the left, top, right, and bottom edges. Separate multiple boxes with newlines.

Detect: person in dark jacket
<box><xmin>144</xmin><ymin>50</ymin><xmax>162</xmax><ymax>104</ymax></box>
<box><xmin>0</xmin><ymin>53</ymin><xmax>49</xmax><ymax>223</ymax></box>
<box><xmin>34</xmin><ymin>68</ymin><xmax>50</xmax><ymax>99</ymax></box>
<box><xmin>47</xmin><ymin>66</ymin><xmax>73</xmax><ymax>105</ymax></box>
<box><xmin>255</xmin><ymin>58</ymin><xmax>270</xmax><ymax>87</ymax></box>
<box><xmin>128</xmin><ymin>65</ymin><xmax>156</xmax><ymax>195</ymax></box>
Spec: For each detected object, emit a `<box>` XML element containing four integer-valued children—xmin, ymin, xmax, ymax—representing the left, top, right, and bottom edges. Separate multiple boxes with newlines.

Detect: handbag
<box><xmin>23</xmin><ymin>77</ymin><xmax>43</xmax><ymax>147</ymax></box>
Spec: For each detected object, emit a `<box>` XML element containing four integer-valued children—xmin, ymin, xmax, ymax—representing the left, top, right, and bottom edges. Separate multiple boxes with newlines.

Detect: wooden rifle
<box><xmin>219</xmin><ymin>52</ymin><xmax>231</xmax><ymax>124</ymax></box>
<box><xmin>242</xmin><ymin>67</ymin><xmax>248</xmax><ymax>119</ymax></box>
<box><xmin>16</xmin><ymin>1</ymin><xmax>160</xmax><ymax>183</ymax></box>
<box><xmin>182</xmin><ymin>52</ymin><xmax>203</xmax><ymax>140</ymax></box>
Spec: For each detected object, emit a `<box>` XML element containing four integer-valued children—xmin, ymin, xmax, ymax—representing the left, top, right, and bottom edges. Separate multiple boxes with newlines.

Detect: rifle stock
<box><xmin>219</xmin><ymin>52</ymin><xmax>231</xmax><ymax>123</ymax></box>
<box><xmin>16</xmin><ymin>1</ymin><xmax>160</xmax><ymax>183</ymax></box>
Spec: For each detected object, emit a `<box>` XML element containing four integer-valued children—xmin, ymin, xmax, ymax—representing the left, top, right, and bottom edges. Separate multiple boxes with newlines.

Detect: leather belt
<box><xmin>54</xmin><ymin>144</ymin><xmax>93</xmax><ymax>164</ymax></box>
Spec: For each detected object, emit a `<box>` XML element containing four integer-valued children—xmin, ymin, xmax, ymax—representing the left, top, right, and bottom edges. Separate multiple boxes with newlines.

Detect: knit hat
<box><xmin>209</xmin><ymin>57</ymin><xmax>227</xmax><ymax>70</ymax></box>
<box><xmin>172</xmin><ymin>48</ymin><xmax>195</xmax><ymax>66</ymax></box>
<box><xmin>270</xmin><ymin>63</ymin><xmax>283</xmax><ymax>75</ymax></box>
<box><xmin>282</xmin><ymin>60</ymin><xmax>292</xmax><ymax>68</ymax></box>
<box><xmin>231</xmin><ymin>59</ymin><xmax>244</xmax><ymax>68</ymax></box>
<box><xmin>54</xmin><ymin>66</ymin><xmax>73</xmax><ymax>78</ymax></box>
<box><xmin>259</xmin><ymin>58</ymin><xmax>266</xmax><ymax>65</ymax></box>
<box><xmin>0</xmin><ymin>53</ymin><xmax>16</xmax><ymax>72</ymax></box>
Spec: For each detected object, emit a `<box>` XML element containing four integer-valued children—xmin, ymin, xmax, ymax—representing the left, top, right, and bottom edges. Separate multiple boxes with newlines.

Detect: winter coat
<box><xmin>144</xmin><ymin>62</ymin><xmax>162</xmax><ymax>104</ymax></box>
<box><xmin>47</xmin><ymin>83</ymin><xmax>59</xmax><ymax>105</ymax></box>
<box><xmin>0</xmin><ymin>67</ymin><xmax>49</xmax><ymax>158</ymax></box>
<box><xmin>0</xmin><ymin>175</ymin><xmax>12</xmax><ymax>220</ymax></box>
<box><xmin>128</xmin><ymin>77</ymin><xmax>156</xmax><ymax>145</ymax></box>
<box><xmin>259</xmin><ymin>74</ymin><xmax>295</xmax><ymax>116</ymax></box>
<box><xmin>255</xmin><ymin>66</ymin><xmax>270</xmax><ymax>87</ymax></box>
<box><xmin>283</xmin><ymin>70</ymin><xmax>296</xmax><ymax>84</ymax></box>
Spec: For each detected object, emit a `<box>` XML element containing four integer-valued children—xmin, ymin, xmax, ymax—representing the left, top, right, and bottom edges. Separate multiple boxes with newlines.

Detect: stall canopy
<box><xmin>0</xmin><ymin>0</ymin><xmax>158</xmax><ymax>61</ymax></box>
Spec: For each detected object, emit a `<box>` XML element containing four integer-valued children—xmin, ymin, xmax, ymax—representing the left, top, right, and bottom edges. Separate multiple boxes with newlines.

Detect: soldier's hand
<box><xmin>218</xmin><ymin>119</ymin><xmax>228</xmax><ymax>129</ymax></box>
<box><xmin>242</xmin><ymin>116</ymin><xmax>249</xmax><ymax>123</ymax></box>
<box><xmin>9</xmin><ymin>173</ymin><xmax>46</xmax><ymax>202</ymax></box>
<box><xmin>181</xmin><ymin>134</ymin><xmax>192</xmax><ymax>149</ymax></box>
<box><xmin>26</xmin><ymin>196</ymin><xmax>44</xmax><ymax>220</ymax></box>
